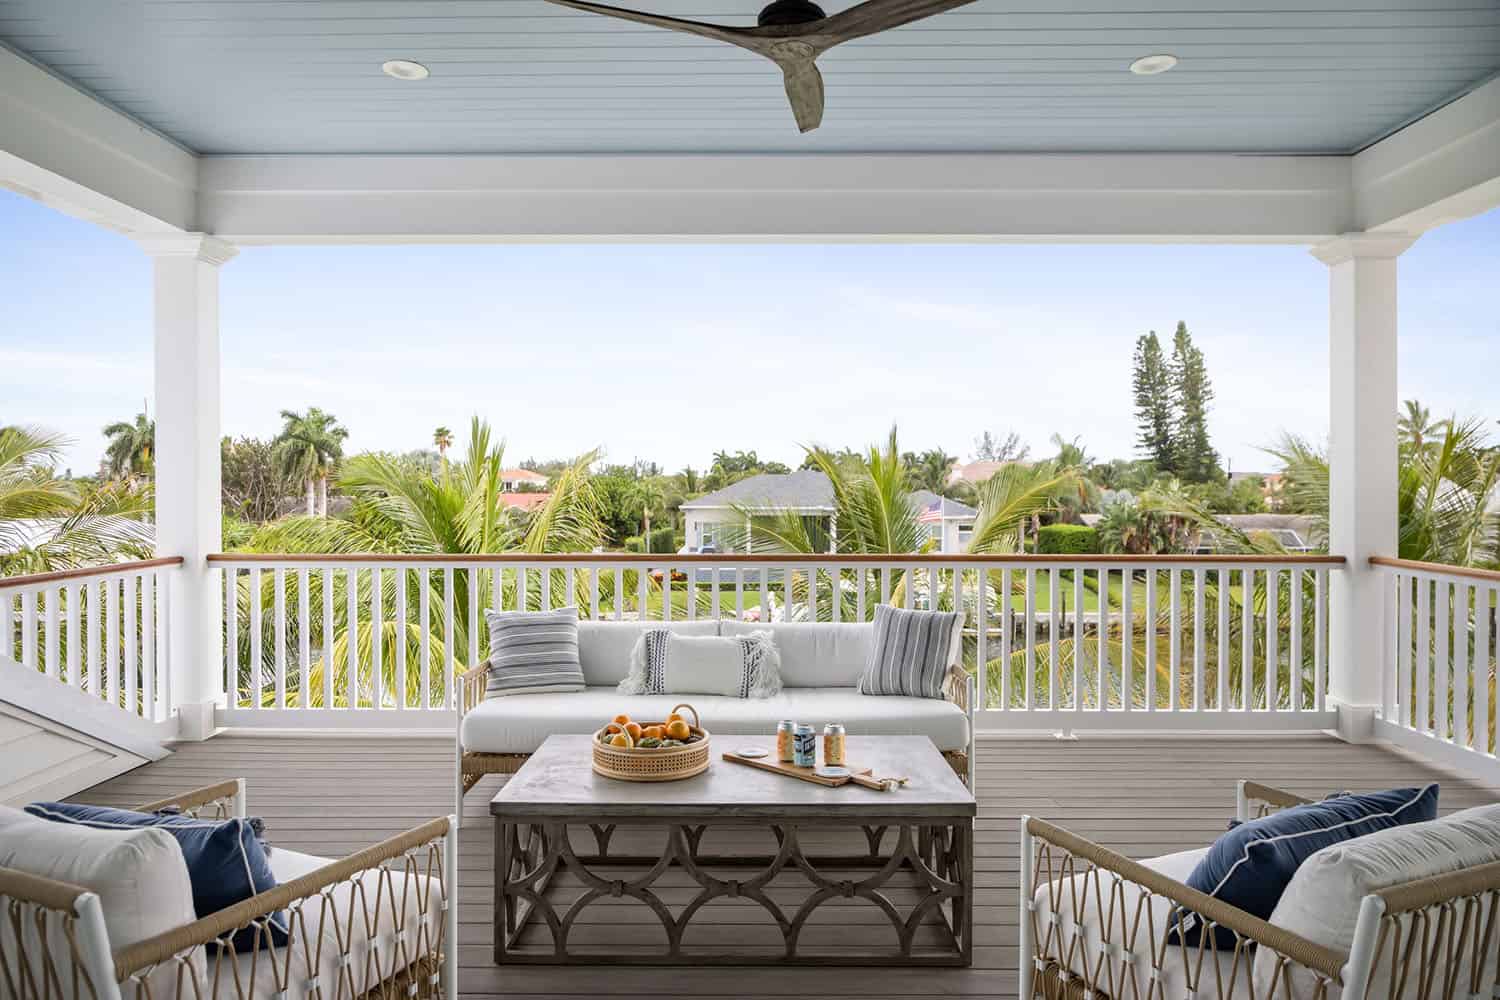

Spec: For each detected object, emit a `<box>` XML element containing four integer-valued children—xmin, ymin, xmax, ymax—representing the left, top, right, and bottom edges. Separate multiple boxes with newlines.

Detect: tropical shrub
<box><xmin>1035</xmin><ymin>524</ymin><xmax>1098</xmax><ymax>554</ymax></box>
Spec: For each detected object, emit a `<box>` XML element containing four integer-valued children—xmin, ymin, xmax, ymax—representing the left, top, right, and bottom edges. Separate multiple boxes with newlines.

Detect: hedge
<box><xmin>1035</xmin><ymin>523</ymin><xmax>1099</xmax><ymax>554</ymax></box>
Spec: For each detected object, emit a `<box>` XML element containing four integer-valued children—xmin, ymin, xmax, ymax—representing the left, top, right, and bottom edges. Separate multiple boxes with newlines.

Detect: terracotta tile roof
<box><xmin>500</xmin><ymin>492</ymin><xmax>551</xmax><ymax>511</ymax></box>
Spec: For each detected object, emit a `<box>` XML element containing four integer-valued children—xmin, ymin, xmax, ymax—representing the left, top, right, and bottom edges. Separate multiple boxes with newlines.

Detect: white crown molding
<box><xmin>1309</xmin><ymin>232</ymin><xmax>1419</xmax><ymax>266</ymax></box>
<box><xmin>131</xmin><ymin>232</ymin><xmax>238</xmax><ymax>265</ymax></box>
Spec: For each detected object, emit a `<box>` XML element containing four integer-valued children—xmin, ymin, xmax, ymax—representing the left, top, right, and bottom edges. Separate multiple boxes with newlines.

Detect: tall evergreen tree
<box><xmin>1168</xmin><ymin>321</ymin><xmax>1219</xmax><ymax>482</ymax></box>
<box><xmin>1131</xmin><ymin>331</ymin><xmax>1174</xmax><ymax>470</ymax></box>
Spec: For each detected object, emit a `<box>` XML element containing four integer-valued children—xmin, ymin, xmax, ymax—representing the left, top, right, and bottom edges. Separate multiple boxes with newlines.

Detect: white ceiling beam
<box><xmin>198</xmin><ymin>153</ymin><xmax>1352</xmax><ymax>244</ymax></box>
<box><xmin>1354</xmin><ymin>76</ymin><xmax>1500</xmax><ymax>234</ymax></box>
<box><xmin>0</xmin><ymin>45</ymin><xmax>195</xmax><ymax>234</ymax></box>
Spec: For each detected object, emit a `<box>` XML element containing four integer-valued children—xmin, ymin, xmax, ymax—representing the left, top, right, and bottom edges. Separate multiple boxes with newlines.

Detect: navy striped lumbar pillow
<box><xmin>857</xmin><ymin>604</ymin><xmax>962</xmax><ymax>699</ymax></box>
<box><xmin>484</xmin><ymin>606</ymin><xmax>585</xmax><ymax>697</ymax></box>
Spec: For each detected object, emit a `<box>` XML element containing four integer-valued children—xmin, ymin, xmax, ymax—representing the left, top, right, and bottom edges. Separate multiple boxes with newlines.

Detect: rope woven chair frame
<box><xmin>1019</xmin><ymin>782</ymin><xmax>1500</xmax><ymax>1000</ymax></box>
<box><xmin>0</xmin><ymin>781</ymin><xmax>458</xmax><ymax>1000</ymax></box>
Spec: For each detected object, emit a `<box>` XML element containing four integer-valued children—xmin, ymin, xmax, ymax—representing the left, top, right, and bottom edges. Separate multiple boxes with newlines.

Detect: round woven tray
<box><xmin>592</xmin><ymin>703</ymin><xmax>710</xmax><ymax>782</ymax></box>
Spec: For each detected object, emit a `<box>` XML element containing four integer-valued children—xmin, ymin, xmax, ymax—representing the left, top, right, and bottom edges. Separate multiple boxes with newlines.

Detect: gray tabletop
<box><xmin>490</xmin><ymin>734</ymin><xmax>976</xmax><ymax>820</ymax></box>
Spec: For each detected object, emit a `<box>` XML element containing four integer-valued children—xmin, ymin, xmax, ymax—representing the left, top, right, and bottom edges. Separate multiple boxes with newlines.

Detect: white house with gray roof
<box><xmin>680</xmin><ymin>473</ymin><xmax>977</xmax><ymax>554</ymax></box>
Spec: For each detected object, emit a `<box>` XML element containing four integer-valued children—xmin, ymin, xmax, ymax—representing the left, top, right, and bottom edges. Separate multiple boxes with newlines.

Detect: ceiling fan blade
<box><xmin>816</xmin><ymin>0</ymin><xmax>980</xmax><ymax>46</ymax></box>
<box><xmin>540</xmin><ymin>0</ymin><xmax>765</xmax><ymax>52</ymax></box>
<box><xmin>779</xmin><ymin>57</ymin><xmax>825</xmax><ymax>132</ymax></box>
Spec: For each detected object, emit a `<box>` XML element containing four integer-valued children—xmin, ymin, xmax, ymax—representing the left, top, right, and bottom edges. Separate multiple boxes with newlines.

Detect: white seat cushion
<box><xmin>227</xmin><ymin>847</ymin><xmax>445</xmax><ymax>999</ymax></box>
<box><xmin>577</xmin><ymin>619</ymin><xmax>719</xmax><ymax>686</ymax></box>
<box><xmin>722</xmin><ymin>621</ymin><xmax>872</xmax><ymax>687</ymax></box>
<box><xmin>0</xmin><ymin>804</ymin><xmax>205</xmax><ymax>996</ymax></box>
<box><xmin>461</xmin><ymin>686</ymin><xmax>969</xmax><ymax>753</ymax></box>
<box><xmin>1032</xmin><ymin>847</ymin><xmax>1253</xmax><ymax>1000</ymax></box>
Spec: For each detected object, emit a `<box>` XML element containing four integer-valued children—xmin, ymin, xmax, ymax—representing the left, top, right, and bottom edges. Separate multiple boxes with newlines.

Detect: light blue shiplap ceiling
<box><xmin>1</xmin><ymin>0</ymin><xmax>1498</xmax><ymax>155</ymax></box>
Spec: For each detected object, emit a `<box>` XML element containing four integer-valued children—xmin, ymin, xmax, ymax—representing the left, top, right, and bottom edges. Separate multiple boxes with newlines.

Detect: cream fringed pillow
<box><xmin>619</xmin><ymin>629</ymin><xmax>781</xmax><ymax>698</ymax></box>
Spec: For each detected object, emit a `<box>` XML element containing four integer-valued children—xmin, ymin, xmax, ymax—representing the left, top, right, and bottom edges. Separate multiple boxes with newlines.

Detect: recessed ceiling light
<box><xmin>381</xmin><ymin>59</ymin><xmax>430</xmax><ymax>81</ymax></box>
<box><xmin>1129</xmin><ymin>54</ymin><xmax>1178</xmax><ymax>76</ymax></box>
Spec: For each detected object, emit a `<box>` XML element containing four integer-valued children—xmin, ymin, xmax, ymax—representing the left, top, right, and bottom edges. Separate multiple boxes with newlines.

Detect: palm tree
<box><xmin>433</xmin><ymin>426</ymin><xmax>454</xmax><ymax>461</ymax></box>
<box><xmin>1397</xmin><ymin>399</ymin><xmax>1448</xmax><ymax>459</ymax></box>
<box><xmin>1</xmin><ymin>425</ymin><xmax>154</xmax><ymax>576</ymax></box>
<box><xmin>240</xmin><ymin>417</ymin><xmax>607</xmax><ymax>707</ymax></box>
<box><xmin>273</xmin><ymin>408</ymin><xmax>348</xmax><ymax>517</ymax></box>
<box><xmin>101</xmin><ymin>413</ymin><xmax>154</xmax><ymax>481</ymax></box>
<box><xmin>1265</xmin><ymin>417</ymin><xmax>1499</xmax><ymax>568</ymax></box>
<box><xmin>966</xmin><ymin>460</ymin><xmax>1084</xmax><ymax>555</ymax></box>
<box><xmin>637</xmin><ymin>478</ymin><xmax>666</xmax><ymax>552</ymax></box>
<box><xmin>903</xmin><ymin>448</ymin><xmax>956</xmax><ymax>494</ymax></box>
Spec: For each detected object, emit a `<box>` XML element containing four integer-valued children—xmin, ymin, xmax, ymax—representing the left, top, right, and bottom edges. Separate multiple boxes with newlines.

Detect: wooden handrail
<box><xmin>207</xmin><ymin>552</ymin><xmax>1347</xmax><ymax>566</ymax></box>
<box><xmin>1369</xmin><ymin>555</ymin><xmax>1500</xmax><ymax>585</ymax></box>
<box><xmin>0</xmin><ymin>556</ymin><xmax>184</xmax><ymax>591</ymax></box>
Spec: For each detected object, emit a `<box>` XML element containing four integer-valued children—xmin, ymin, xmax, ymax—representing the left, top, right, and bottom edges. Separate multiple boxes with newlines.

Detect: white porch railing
<box><xmin>0</xmin><ymin>558</ymin><xmax>182</xmax><ymax>731</ymax></box>
<box><xmin>1373</xmin><ymin>556</ymin><xmax>1498</xmax><ymax>782</ymax></box>
<box><xmin>208</xmin><ymin>553</ymin><xmax>1342</xmax><ymax>732</ymax></box>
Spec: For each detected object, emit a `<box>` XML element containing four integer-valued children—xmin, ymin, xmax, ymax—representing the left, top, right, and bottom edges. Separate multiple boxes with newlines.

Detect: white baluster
<box><xmin>273</xmin><ymin>568</ymin><xmax>287</xmax><ymax>709</ymax></box>
<box><xmin>123</xmin><ymin>574</ymin><xmax>137</xmax><ymax>716</ymax></box>
<box><xmin>298</xmin><ymin>569</ymin><xmax>311</xmax><ymax>710</ymax></box>
<box><xmin>1192</xmin><ymin>568</ymin><xmax>1205</xmax><ymax>712</ymax></box>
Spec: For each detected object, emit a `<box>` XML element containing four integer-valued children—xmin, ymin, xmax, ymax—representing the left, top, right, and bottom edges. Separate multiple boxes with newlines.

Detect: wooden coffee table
<box><xmin>490</xmin><ymin>734</ymin><xmax>975</xmax><ymax>966</ymax></box>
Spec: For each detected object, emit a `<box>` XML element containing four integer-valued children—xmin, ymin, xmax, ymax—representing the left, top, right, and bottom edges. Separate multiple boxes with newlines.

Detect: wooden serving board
<box><xmin>721</xmin><ymin>751</ymin><xmax>891</xmax><ymax>790</ymax></box>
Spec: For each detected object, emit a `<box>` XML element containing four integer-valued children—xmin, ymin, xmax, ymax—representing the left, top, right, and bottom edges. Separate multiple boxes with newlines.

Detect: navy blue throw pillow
<box><xmin>25</xmin><ymin>802</ymin><xmax>286</xmax><ymax>951</ymax></box>
<box><xmin>1171</xmin><ymin>784</ymin><xmax>1439</xmax><ymax>949</ymax></box>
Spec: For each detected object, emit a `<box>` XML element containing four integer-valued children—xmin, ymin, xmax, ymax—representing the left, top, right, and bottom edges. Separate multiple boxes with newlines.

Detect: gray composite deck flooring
<box><xmin>75</xmin><ymin>733</ymin><xmax>1499</xmax><ymax>999</ymax></box>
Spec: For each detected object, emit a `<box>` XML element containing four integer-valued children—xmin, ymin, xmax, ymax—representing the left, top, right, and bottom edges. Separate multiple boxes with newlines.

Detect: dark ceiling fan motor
<box><xmin>757</xmin><ymin>0</ymin><xmax>827</xmax><ymax>27</ymax></box>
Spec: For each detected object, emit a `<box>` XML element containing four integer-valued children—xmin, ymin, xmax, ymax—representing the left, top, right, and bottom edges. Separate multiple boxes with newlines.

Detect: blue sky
<box><xmin>1</xmin><ymin>188</ymin><xmax>1495</xmax><ymax>478</ymax></box>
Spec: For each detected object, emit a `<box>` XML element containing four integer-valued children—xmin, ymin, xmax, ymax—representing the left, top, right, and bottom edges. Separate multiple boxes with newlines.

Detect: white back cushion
<box><xmin>577</xmin><ymin>619</ymin><xmax>719</xmax><ymax>686</ymax></box>
<box><xmin>1257</xmin><ymin>802</ymin><xmax>1500</xmax><ymax>1000</ymax></box>
<box><xmin>722</xmin><ymin>621</ymin><xmax>873</xmax><ymax>687</ymax></box>
<box><xmin>0</xmin><ymin>804</ymin><xmax>205</xmax><ymax>993</ymax></box>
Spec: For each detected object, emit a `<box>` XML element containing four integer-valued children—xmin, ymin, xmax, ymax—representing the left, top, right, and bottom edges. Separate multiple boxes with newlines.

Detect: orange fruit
<box><xmin>643</xmin><ymin>725</ymin><xmax>665</xmax><ymax>740</ymax></box>
<box><xmin>665</xmin><ymin>719</ymin><xmax>691</xmax><ymax>741</ymax></box>
<box><xmin>608</xmin><ymin>731</ymin><xmax>634</xmax><ymax>749</ymax></box>
<box><xmin>623</xmin><ymin>722</ymin><xmax>643</xmax><ymax>740</ymax></box>
<box><xmin>612</xmin><ymin>713</ymin><xmax>632</xmax><ymax>726</ymax></box>
<box><xmin>605</xmin><ymin>722</ymin><xmax>624</xmax><ymax>735</ymax></box>
<box><xmin>665</xmin><ymin>712</ymin><xmax>685</xmax><ymax>724</ymax></box>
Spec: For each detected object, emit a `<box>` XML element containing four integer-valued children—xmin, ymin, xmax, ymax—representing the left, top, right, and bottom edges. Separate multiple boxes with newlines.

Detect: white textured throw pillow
<box><xmin>1255</xmin><ymin>801</ymin><xmax>1500</xmax><ymax>1000</ymax></box>
<box><xmin>619</xmin><ymin>629</ymin><xmax>781</xmax><ymax>698</ymax></box>
<box><xmin>0</xmin><ymin>804</ymin><xmax>206</xmax><ymax>995</ymax></box>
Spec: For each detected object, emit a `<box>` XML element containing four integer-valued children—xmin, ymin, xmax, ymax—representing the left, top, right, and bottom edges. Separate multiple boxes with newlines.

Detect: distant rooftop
<box><xmin>681</xmin><ymin>471</ymin><xmax>835</xmax><ymax>512</ymax></box>
<box><xmin>501</xmin><ymin>468</ymin><xmax>548</xmax><ymax>484</ymax></box>
<box><xmin>948</xmin><ymin>460</ymin><xmax>1021</xmax><ymax>485</ymax></box>
<box><xmin>911</xmin><ymin>489</ymin><xmax>978</xmax><ymax>520</ymax></box>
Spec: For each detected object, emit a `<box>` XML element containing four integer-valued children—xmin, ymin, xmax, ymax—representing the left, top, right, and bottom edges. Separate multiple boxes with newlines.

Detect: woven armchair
<box><xmin>1021</xmin><ymin>780</ymin><xmax>1500</xmax><ymax>1000</ymax></box>
<box><xmin>0</xmin><ymin>780</ymin><xmax>458</xmax><ymax>1000</ymax></box>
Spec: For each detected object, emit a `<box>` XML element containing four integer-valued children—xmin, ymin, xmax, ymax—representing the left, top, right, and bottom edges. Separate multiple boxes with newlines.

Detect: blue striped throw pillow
<box><xmin>857</xmin><ymin>604</ymin><xmax>962</xmax><ymax>699</ymax></box>
<box><xmin>484</xmin><ymin>606</ymin><xmax>585</xmax><ymax>697</ymax></box>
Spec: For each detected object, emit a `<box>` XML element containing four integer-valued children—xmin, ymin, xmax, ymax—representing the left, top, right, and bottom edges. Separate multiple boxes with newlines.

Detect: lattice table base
<box><xmin>493</xmin><ymin>819</ymin><xmax>973</xmax><ymax>965</ymax></box>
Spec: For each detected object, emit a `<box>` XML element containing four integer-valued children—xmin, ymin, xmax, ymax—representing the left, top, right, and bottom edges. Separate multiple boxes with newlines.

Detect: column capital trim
<box><xmin>132</xmin><ymin>233</ymin><xmax>238</xmax><ymax>266</ymax></box>
<box><xmin>1310</xmin><ymin>231</ymin><xmax>1418</xmax><ymax>266</ymax></box>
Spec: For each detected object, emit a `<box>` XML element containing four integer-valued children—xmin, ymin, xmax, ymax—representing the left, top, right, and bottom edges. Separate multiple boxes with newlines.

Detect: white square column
<box><xmin>1311</xmin><ymin>232</ymin><xmax>1416</xmax><ymax>742</ymax></box>
<box><xmin>135</xmin><ymin>234</ymin><xmax>237</xmax><ymax>741</ymax></box>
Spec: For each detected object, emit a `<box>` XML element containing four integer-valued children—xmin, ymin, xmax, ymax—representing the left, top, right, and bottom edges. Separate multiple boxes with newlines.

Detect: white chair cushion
<box><xmin>577</xmin><ymin>619</ymin><xmax>719</xmax><ymax>686</ymax></box>
<box><xmin>722</xmin><ymin>621</ymin><xmax>872</xmax><ymax>687</ymax></box>
<box><xmin>0</xmin><ymin>804</ymin><xmax>205</xmax><ymax>995</ymax></box>
<box><xmin>1258</xmin><ymin>801</ymin><xmax>1500</xmax><ymax>1000</ymax></box>
<box><xmin>227</xmin><ymin>847</ymin><xmax>445</xmax><ymax>1000</ymax></box>
<box><xmin>460</xmin><ymin>686</ymin><xmax>969</xmax><ymax>752</ymax></box>
<box><xmin>1032</xmin><ymin>847</ymin><xmax>1253</xmax><ymax>1000</ymax></box>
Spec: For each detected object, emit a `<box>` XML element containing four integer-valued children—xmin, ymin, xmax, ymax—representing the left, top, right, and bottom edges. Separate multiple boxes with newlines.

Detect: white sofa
<box><xmin>455</xmin><ymin>619</ymin><xmax>977</xmax><ymax>823</ymax></box>
<box><xmin>0</xmin><ymin>780</ymin><xmax>457</xmax><ymax>1000</ymax></box>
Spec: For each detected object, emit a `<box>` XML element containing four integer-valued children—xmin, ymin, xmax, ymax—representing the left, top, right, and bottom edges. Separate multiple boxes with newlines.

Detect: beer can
<box><xmin>792</xmin><ymin>724</ymin><xmax>817</xmax><ymax>768</ymax></box>
<box><xmin>776</xmin><ymin>720</ymin><xmax>797</xmax><ymax>762</ymax></box>
<box><xmin>823</xmin><ymin>723</ymin><xmax>846</xmax><ymax>766</ymax></box>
